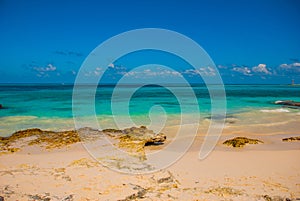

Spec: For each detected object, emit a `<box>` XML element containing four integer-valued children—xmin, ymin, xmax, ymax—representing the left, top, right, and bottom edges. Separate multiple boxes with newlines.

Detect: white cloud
<box><xmin>279</xmin><ymin>62</ymin><xmax>300</xmax><ymax>73</ymax></box>
<box><xmin>94</xmin><ymin>70</ymin><xmax>100</xmax><ymax>76</ymax></box>
<box><xmin>217</xmin><ymin>65</ymin><xmax>227</xmax><ymax>69</ymax></box>
<box><xmin>123</xmin><ymin>68</ymin><xmax>181</xmax><ymax>78</ymax></box>
<box><xmin>124</xmin><ymin>71</ymin><xmax>138</xmax><ymax>77</ymax></box>
<box><xmin>182</xmin><ymin>67</ymin><xmax>217</xmax><ymax>77</ymax></box>
<box><xmin>143</xmin><ymin>69</ymin><xmax>157</xmax><ymax>76</ymax></box>
<box><xmin>32</xmin><ymin>63</ymin><xmax>57</xmax><ymax>77</ymax></box>
<box><xmin>277</xmin><ymin>62</ymin><xmax>300</xmax><ymax>75</ymax></box>
<box><xmin>280</xmin><ymin>63</ymin><xmax>289</xmax><ymax>68</ymax></box>
<box><xmin>33</xmin><ymin>64</ymin><xmax>57</xmax><ymax>73</ymax></box>
<box><xmin>45</xmin><ymin>64</ymin><xmax>56</xmax><ymax>71</ymax></box>
<box><xmin>108</xmin><ymin>63</ymin><xmax>115</xmax><ymax>68</ymax></box>
<box><xmin>199</xmin><ymin>66</ymin><xmax>216</xmax><ymax>76</ymax></box>
<box><xmin>183</xmin><ymin>69</ymin><xmax>199</xmax><ymax>75</ymax></box>
<box><xmin>84</xmin><ymin>67</ymin><xmax>104</xmax><ymax>77</ymax></box>
<box><xmin>159</xmin><ymin>69</ymin><xmax>181</xmax><ymax>76</ymax></box>
<box><xmin>232</xmin><ymin>66</ymin><xmax>252</xmax><ymax>76</ymax></box>
<box><xmin>252</xmin><ymin>64</ymin><xmax>272</xmax><ymax>75</ymax></box>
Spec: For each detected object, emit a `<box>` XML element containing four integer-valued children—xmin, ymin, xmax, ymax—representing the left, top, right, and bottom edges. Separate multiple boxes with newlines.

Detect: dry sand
<box><xmin>0</xmin><ymin>124</ymin><xmax>300</xmax><ymax>201</ymax></box>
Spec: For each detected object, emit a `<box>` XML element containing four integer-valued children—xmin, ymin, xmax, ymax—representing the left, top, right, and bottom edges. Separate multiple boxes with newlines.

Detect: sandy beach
<box><xmin>1</xmin><ymin>112</ymin><xmax>300</xmax><ymax>201</ymax></box>
<box><xmin>1</xmin><ymin>0</ymin><xmax>300</xmax><ymax>200</ymax></box>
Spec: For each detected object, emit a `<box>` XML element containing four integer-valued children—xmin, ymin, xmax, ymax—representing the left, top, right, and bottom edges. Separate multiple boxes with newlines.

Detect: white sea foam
<box><xmin>260</xmin><ymin>108</ymin><xmax>290</xmax><ymax>113</ymax></box>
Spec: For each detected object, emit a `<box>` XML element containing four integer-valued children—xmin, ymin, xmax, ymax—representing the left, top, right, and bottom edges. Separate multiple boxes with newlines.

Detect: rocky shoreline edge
<box><xmin>2</xmin><ymin>126</ymin><xmax>300</xmax><ymax>155</ymax></box>
<box><xmin>0</xmin><ymin>126</ymin><xmax>166</xmax><ymax>157</ymax></box>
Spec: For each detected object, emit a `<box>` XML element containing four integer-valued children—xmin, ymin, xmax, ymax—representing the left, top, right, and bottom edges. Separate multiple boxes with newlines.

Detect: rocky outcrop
<box><xmin>0</xmin><ymin>128</ymin><xmax>81</xmax><ymax>151</ymax></box>
<box><xmin>282</xmin><ymin>136</ymin><xmax>300</xmax><ymax>142</ymax></box>
<box><xmin>223</xmin><ymin>137</ymin><xmax>263</xmax><ymax>147</ymax></box>
<box><xmin>0</xmin><ymin>126</ymin><xmax>166</xmax><ymax>156</ymax></box>
<box><xmin>103</xmin><ymin>126</ymin><xmax>166</xmax><ymax>146</ymax></box>
<box><xmin>102</xmin><ymin>126</ymin><xmax>166</xmax><ymax>160</ymax></box>
<box><xmin>275</xmin><ymin>100</ymin><xmax>300</xmax><ymax>107</ymax></box>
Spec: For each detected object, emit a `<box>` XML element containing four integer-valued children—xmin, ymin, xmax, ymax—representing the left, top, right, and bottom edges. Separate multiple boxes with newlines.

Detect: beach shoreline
<box><xmin>0</xmin><ymin>85</ymin><xmax>300</xmax><ymax>200</ymax></box>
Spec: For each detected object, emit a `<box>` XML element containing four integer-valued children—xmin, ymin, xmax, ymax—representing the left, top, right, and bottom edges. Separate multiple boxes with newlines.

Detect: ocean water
<box><xmin>0</xmin><ymin>84</ymin><xmax>300</xmax><ymax>136</ymax></box>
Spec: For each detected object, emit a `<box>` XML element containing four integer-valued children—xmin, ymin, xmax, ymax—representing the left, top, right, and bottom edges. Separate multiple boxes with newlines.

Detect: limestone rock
<box><xmin>102</xmin><ymin>126</ymin><xmax>166</xmax><ymax>160</ymax></box>
<box><xmin>103</xmin><ymin>126</ymin><xmax>166</xmax><ymax>146</ymax></box>
<box><xmin>1</xmin><ymin>126</ymin><xmax>166</xmax><ymax>157</ymax></box>
<box><xmin>223</xmin><ymin>137</ymin><xmax>263</xmax><ymax>147</ymax></box>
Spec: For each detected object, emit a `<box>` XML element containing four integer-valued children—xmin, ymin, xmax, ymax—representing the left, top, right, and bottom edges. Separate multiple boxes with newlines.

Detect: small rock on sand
<box><xmin>223</xmin><ymin>137</ymin><xmax>263</xmax><ymax>148</ymax></box>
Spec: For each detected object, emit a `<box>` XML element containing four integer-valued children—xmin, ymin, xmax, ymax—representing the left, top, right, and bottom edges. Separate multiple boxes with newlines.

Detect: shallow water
<box><xmin>0</xmin><ymin>84</ymin><xmax>299</xmax><ymax>136</ymax></box>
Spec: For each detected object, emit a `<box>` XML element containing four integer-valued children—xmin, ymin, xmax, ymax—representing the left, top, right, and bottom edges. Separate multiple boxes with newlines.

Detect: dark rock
<box><xmin>263</xmin><ymin>195</ymin><xmax>273</xmax><ymax>201</ymax></box>
<box><xmin>62</xmin><ymin>194</ymin><xmax>74</xmax><ymax>201</ymax></box>
<box><xmin>223</xmin><ymin>137</ymin><xmax>263</xmax><ymax>147</ymax></box>
<box><xmin>157</xmin><ymin>176</ymin><xmax>174</xmax><ymax>184</ymax></box>
<box><xmin>118</xmin><ymin>184</ymin><xmax>147</xmax><ymax>201</ymax></box>
<box><xmin>2</xmin><ymin>186</ymin><xmax>14</xmax><ymax>196</ymax></box>
<box><xmin>103</xmin><ymin>126</ymin><xmax>166</xmax><ymax>146</ymax></box>
<box><xmin>0</xmin><ymin>104</ymin><xmax>2</xmax><ymax>109</ymax></box>
<box><xmin>156</xmin><ymin>171</ymin><xmax>180</xmax><ymax>189</ymax></box>
<box><xmin>282</xmin><ymin>136</ymin><xmax>300</xmax><ymax>142</ymax></box>
<box><xmin>28</xmin><ymin>194</ymin><xmax>50</xmax><ymax>201</ymax></box>
<box><xmin>275</xmin><ymin>100</ymin><xmax>300</xmax><ymax>107</ymax></box>
<box><xmin>262</xmin><ymin>195</ymin><xmax>294</xmax><ymax>201</ymax></box>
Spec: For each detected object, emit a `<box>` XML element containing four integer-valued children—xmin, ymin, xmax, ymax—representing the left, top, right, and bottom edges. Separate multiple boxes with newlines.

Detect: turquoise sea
<box><xmin>0</xmin><ymin>84</ymin><xmax>299</xmax><ymax>136</ymax></box>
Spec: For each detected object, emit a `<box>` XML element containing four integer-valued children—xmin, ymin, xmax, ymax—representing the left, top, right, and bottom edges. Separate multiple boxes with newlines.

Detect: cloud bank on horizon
<box><xmin>3</xmin><ymin>52</ymin><xmax>300</xmax><ymax>85</ymax></box>
<box><xmin>24</xmin><ymin>60</ymin><xmax>299</xmax><ymax>84</ymax></box>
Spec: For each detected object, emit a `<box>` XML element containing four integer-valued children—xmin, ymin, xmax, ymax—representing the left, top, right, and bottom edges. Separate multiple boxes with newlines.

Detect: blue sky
<box><xmin>0</xmin><ymin>0</ymin><xmax>300</xmax><ymax>84</ymax></box>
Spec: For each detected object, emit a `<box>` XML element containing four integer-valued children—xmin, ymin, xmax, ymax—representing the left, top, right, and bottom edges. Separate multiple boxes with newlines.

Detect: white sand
<box><xmin>0</xmin><ymin>131</ymin><xmax>300</xmax><ymax>200</ymax></box>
